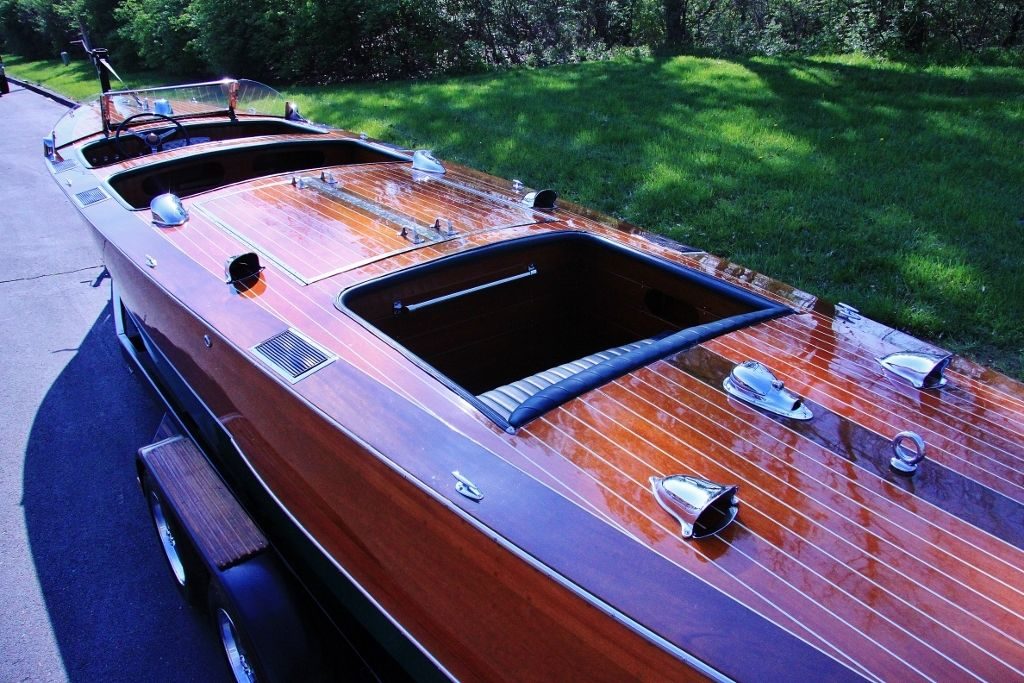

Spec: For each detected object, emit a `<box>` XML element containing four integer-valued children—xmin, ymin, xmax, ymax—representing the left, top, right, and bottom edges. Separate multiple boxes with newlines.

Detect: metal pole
<box><xmin>93</xmin><ymin>47</ymin><xmax>111</xmax><ymax>93</ymax></box>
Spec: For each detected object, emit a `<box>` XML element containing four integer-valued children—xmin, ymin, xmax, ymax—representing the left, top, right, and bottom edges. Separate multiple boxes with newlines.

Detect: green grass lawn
<box><xmin>3</xmin><ymin>54</ymin><xmax>180</xmax><ymax>100</ymax></box>
<box><xmin>9</xmin><ymin>54</ymin><xmax>1024</xmax><ymax>379</ymax></box>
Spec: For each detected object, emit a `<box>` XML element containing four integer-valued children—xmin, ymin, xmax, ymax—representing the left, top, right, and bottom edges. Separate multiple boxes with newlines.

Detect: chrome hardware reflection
<box><xmin>521</xmin><ymin>188</ymin><xmax>558</xmax><ymax>210</ymax></box>
<box><xmin>890</xmin><ymin>431</ymin><xmax>926</xmax><ymax>474</ymax></box>
<box><xmin>284</xmin><ymin>101</ymin><xmax>305</xmax><ymax>122</ymax></box>
<box><xmin>650</xmin><ymin>475</ymin><xmax>739</xmax><ymax>539</ymax></box>
<box><xmin>835</xmin><ymin>302</ymin><xmax>861</xmax><ymax>321</ymax></box>
<box><xmin>433</xmin><ymin>216</ymin><xmax>456</xmax><ymax>237</ymax></box>
<box><xmin>878</xmin><ymin>351</ymin><xmax>952</xmax><ymax>389</ymax></box>
<box><xmin>452</xmin><ymin>471</ymin><xmax>483</xmax><ymax>501</ymax></box>
<box><xmin>152</xmin><ymin>98</ymin><xmax>173</xmax><ymax>116</ymax></box>
<box><xmin>723</xmin><ymin>360</ymin><xmax>813</xmax><ymax>420</ymax></box>
<box><xmin>412</xmin><ymin>149</ymin><xmax>445</xmax><ymax>174</ymax></box>
<box><xmin>150</xmin><ymin>192</ymin><xmax>189</xmax><ymax>227</ymax></box>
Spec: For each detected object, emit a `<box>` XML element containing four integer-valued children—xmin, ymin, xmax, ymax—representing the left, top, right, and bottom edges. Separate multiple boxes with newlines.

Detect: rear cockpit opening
<box><xmin>340</xmin><ymin>232</ymin><xmax>790</xmax><ymax>429</ymax></box>
<box><xmin>106</xmin><ymin>139</ymin><xmax>407</xmax><ymax>209</ymax></box>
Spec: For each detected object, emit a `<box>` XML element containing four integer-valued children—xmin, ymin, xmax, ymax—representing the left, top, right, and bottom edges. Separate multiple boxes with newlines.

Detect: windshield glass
<box><xmin>104</xmin><ymin>79</ymin><xmax>284</xmax><ymax>124</ymax></box>
<box><xmin>52</xmin><ymin>79</ymin><xmax>287</xmax><ymax>146</ymax></box>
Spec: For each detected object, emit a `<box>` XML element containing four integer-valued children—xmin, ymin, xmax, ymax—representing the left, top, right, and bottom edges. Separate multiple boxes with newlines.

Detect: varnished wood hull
<box><xmin>49</xmin><ymin>88</ymin><xmax>1024</xmax><ymax>681</ymax></box>
<box><xmin>103</xmin><ymin>239</ymin><xmax>724</xmax><ymax>681</ymax></box>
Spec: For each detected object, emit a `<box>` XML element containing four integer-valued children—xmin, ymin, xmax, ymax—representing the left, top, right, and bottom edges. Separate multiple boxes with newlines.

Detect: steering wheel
<box><xmin>113</xmin><ymin>112</ymin><xmax>191</xmax><ymax>158</ymax></box>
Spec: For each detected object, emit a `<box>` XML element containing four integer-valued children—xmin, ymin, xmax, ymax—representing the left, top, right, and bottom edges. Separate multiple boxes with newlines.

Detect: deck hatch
<box><xmin>75</xmin><ymin>187</ymin><xmax>109</xmax><ymax>207</ymax></box>
<box><xmin>252</xmin><ymin>328</ymin><xmax>335</xmax><ymax>382</ymax></box>
<box><xmin>192</xmin><ymin>166</ymin><xmax>555</xmax><ymax>285</ymax></box>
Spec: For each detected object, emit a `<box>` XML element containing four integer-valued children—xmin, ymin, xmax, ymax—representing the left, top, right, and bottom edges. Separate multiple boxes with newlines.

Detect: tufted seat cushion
<box><xmin>474</xmin><ymin>307</ymin><xmax>786</xmax><ymax>429</ymax></box>
<box><xmin>477</xmin><ymin>339</ymin><xmax>657</xmax><ymax>421</ymax></box>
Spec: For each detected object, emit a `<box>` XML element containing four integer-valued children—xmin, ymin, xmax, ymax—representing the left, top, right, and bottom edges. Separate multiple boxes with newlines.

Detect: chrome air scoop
<box><xmin>723</xmin><ymin>360</ymin><xmax>813</xmax><ymax>420</ymax></box>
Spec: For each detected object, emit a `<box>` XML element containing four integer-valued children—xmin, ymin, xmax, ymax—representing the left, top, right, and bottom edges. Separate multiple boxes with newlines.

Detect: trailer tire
<box><xmin>209</xmin><ymin>555</ymin><xmax>320</xmax><ymax>683</ymax></box>
<box><xmin>140</xmin><ymin>469</ymin><xmax>209</xmax><ymax>605</ymax></box>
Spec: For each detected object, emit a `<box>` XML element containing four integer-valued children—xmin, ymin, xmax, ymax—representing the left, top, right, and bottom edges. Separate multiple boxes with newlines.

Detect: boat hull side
<box><xmin>102</xmin><ymin>243</ymin><xmax>716</xmax><ymax>682</ymax></box>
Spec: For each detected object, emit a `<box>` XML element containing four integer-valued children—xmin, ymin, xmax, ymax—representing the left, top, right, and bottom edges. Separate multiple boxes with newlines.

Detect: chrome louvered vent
<box><xmin>75</xmin><ymin>187</ymin><xmax>109</xmax><ymax>206</ymax></box>
<box><xmin>50</xmin><ymin>157</ymin><xmax>78</xmax><ymax>173</ymax></box>
<box><xmin>252</xmin><ymin>329</ymin><xmax>335</xmax><ymax>383</ymax></box>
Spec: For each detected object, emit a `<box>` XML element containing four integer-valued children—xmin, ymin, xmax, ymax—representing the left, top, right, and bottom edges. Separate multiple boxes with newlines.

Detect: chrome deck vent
<box><xmin>651</xmin><ymin>475</ymin><xmax>739</xmax><ymax>539</ymax></box>
<box><xmin>521</xmin><ymin>188</ymin><xmax>558</xmax><ymax>210</ymax></box>
<box><xmin>412</xmin><ymin>149</ymin><xmax>445</xmax><ymax>174</ymax></box>
<box><xmin>252</xmin><ymin>329</ymin><xmax>335</xmax><ymax>383</ymax></box>
<box><xmin>878</xmin><ymin>351</ymin><xmax>951</xmax><ymax>389</ymax></box>
<box><xmin>75</xmin><ymin>187</ymin><xmax>109</xmax><ymax>207</ymax></box>
<box><xmin>150</xmin><ymin>193</ymin><xmax>189</xmax><ymax>227</ymax></box>
<box><xmin>723</xmin><ymin>360</ymin><xmax>813</xmax><ymax>420</ymax></box>
<box><xmin>50</xmin><ymin>157</ymin><xmax>78</xmax><ymax>173</ymax></box>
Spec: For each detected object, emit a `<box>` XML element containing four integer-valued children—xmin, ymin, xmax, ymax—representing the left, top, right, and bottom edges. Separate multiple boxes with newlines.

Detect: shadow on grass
<box><xmin>289</xmin><ymin>55</ymin><xmax>1024</xmax><ymax>377</ymax></box>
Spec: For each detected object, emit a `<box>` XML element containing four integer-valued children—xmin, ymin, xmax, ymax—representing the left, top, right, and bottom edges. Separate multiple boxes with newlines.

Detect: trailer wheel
<box><xmin>208</xmin><ymin>555</ymin><xmax>320</xmax><ymax>683</ymax></box>
<box><xmin>215</xmin><ymin>604</ymin><xmax>258</xmax><ymax>683</ymax></box>
<box><xmin>141</xmin><ymin>470</ymin><xmax>208</xmax><ymax>605</ymax></box>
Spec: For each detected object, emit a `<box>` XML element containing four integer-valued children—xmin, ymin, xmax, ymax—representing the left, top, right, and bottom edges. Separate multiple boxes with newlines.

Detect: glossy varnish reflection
<box><xmin>522</xmin><ymin>362</ymin><xmax>1024</xmax><ymax>680</ymax></box>
<box><xmin>703</xmin><ymin>313</ymin><xmax>1024</xmax><ymax>502</ymax></box>
<box><xmin>56</xmin><ymin>118</ymin><xmax>1024</xmax><ymax>682</ymax></box>
<box><xmin>153</xmin><ymin>161</ymin><xmax>1024</xmax><ymax>680</ymax></box>
<box><xmin>188</xmin><ymin>163</ymin><xmax>555</xmax><ymax>283</ymax></box>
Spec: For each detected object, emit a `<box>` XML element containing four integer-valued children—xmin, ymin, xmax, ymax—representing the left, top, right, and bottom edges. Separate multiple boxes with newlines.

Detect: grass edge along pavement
<box><xmin>10</xmin><ymin>53</ymin><xmax>1023</xmax><ymax>381</ymax></box>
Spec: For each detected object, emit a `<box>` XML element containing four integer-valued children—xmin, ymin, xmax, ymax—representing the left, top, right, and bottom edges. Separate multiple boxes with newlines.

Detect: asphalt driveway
<box><xmin>0</xmin><ymin>82</ymin><xmax>229</xmax><ymax>682</ymax></box>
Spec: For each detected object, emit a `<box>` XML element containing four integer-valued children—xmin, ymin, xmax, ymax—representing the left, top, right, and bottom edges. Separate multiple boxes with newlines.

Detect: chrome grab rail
<box><xmin>395</xmin><ymin>265</ymin><xmax>537</xmax><ymax>314</ymax></box>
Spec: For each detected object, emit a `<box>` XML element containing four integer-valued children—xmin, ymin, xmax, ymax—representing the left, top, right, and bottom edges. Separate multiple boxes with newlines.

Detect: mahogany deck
<box><xmin>55</xmin><ymin>115</ymin><xmax>1024</xmax><ymax>681</ymax></box>
<box><xmin>190</xmin><ymin>163</ymin><xmax>555</xmax><ymax>283</ymax></box>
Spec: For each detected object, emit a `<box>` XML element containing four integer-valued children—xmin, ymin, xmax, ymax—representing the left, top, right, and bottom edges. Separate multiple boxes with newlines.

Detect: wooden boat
<box><xmin>45</xmin><ymin>76</ymin><xmax>1024</xmax><ymax>682</ymax></box>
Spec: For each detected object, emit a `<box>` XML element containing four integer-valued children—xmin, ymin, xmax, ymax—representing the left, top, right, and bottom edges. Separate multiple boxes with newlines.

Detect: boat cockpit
<box><xmin>82</xmin><ymin>118</ymin><xmax>323</xmax><ymax>167</ymax></box>
<box><xmin>53</xmin><ymin>79</ymin><xmax>326</xmax><ymax>168</ymax></box>
<box><xmin>340</xmin><ymin>232</ymin><xmax>790</xmax><ymax>429</ymax></box>
<box><xmin>106</xmin><ymin>138</ymin><xmax>407</xmax><ymax>208</ymax></box>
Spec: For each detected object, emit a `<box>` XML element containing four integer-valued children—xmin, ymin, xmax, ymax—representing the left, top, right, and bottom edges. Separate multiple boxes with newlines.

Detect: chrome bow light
<box><xmin>651</xmin><ymin>475</ymin><xmax>739</xmax><ymax>539</ymax></box>
<box><xmin>878</xmin><ymin>351</ymin><xmax>952</xmax><ymax>389</ymax></box>
<box><xmin>723</xmin><ymin>360</ymin><xmax>813</xmax><ymax>420</ymax></box>
<box><xmin>150</xmin><ymin>192</ymin><xmax>189</xmax><ymax>227</ymax></box>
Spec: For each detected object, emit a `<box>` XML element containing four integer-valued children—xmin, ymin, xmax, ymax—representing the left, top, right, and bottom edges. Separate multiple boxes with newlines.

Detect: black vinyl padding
<box><xmin>477</xmin><ymin>339</ymin><xmax>657</xmax><ymax>420</ymax></box>
<box><xmin>505</xmin><ymin>307</ymin><xmax>787</xmax><ymax>428</ymax></box>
